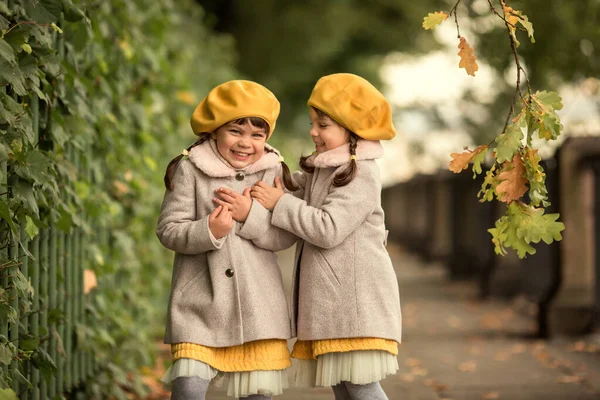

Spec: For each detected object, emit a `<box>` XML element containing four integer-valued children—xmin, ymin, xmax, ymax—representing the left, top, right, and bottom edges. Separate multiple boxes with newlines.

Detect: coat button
<box><xmin>225</xmin><ymin>268</ymin><xmax>234</xmax><ymax>278</ymax></box>
<box><xmin>235</xmin><ymin>172</ymin><xmax>244</xmax><ymax>181</ymax></box>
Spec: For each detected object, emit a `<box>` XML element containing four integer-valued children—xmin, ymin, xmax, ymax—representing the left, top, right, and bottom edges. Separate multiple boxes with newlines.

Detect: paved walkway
<box><xmin>144</xmin><ymin>244</ymin><xmax>600</xmax><ymax>400</ymax></box>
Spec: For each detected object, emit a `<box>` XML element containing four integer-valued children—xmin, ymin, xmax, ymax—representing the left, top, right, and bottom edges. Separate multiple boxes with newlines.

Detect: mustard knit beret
<box><xmin>190</xmin><ymin>80</ymin><xmax>280</xmax><ymax>139</ymax></box>
<box><xmin>308</xmin><ymin>73</ymin><xmax>396</xmax><ymax>141</ymax></box>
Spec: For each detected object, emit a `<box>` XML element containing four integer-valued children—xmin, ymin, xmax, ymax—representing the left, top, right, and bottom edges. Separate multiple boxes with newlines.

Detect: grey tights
<box><xmin>170</xmin><ymin>376</ymin><xmax>272</xmax><ymax>400</ymax></box>
<box><xmin>332</xmin><ymin>381</ymin><xmax>389</xmax><ymax>400</ymax></box>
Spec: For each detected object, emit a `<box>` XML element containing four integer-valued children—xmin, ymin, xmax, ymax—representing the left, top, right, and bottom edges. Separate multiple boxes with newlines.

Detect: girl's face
<box><xmin>309</xmin><ymin>108</ymin><xmax>349</xmax><ymax>153</ymax></box>
<box><xmin>213</xmin><ymin>120</ymin><xmax>267</xmax><ymax>169</ymax></box>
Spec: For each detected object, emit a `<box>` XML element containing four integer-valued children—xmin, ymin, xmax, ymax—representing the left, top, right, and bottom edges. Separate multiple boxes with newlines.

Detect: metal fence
<box><xmin>1</xmin><ymin>22</ymin><xmax>105</xmax><ymax>399</ymax></box>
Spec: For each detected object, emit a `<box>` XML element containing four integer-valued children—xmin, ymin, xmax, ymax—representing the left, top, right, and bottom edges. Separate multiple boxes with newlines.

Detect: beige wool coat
<box><xmin>157</xmin><ymin>140</ymin><xmax>297</xmax><ymax>347</ymax></box>
<box><xmin>272</xmin><ymin>140</ymin><xmax>402</xmax><ymax>343</ymax></box>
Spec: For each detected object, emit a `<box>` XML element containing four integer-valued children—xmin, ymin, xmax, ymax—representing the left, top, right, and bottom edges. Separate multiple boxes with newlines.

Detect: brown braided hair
<box><xmin>263</xmin><ymin>146</ymin><xmax>299</xmax><ymax>191</ymax></box>
<box><xmin>332</xmin><ymin>132</ymin><xmax>359</xmax><ymax>187</ymax></box>
<box><xmin>299</xmin><ymin>107</ymin><xmax>359</xmax><ymax>187</ymax></box>
<box><xmin>164</xmin><ymin>117</ymin><xmax>298</xmax><ymax>191</ymax></box>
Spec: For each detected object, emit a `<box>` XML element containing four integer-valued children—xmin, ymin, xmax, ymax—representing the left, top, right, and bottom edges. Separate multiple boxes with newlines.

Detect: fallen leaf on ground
<box><xmin>483</xmin><ymin>392</ymin><xmax>500</xmax><ymax>399</ymax></box>
<box><xmin>411</xmin><ymin>367</ymin><xmax>429</xmax><ymax>376</ymax></box>
<box><xmin>406</xmin><ymin>358</ymin><xmax>422</xmax><ymax>367</ymax></box>
<box><xmin>447</xmin><ymin>316</ymin><xmax>462</xmax><ymax>328</ymax></box>
<box><xmin>424</xmin><ymin>379</ymin><xmax>450</xmax><ymax>392</ymax></box>
<box><xmin>511</xmin><ymin>344</ymin><xmax>526</xmax><ymax>354</ymax></box>
<box><xmin>557</xmin><ymin>375</ymin><xmax>584</xmax><ymax>384</ymax></box>
<box><xmin>458</xmin><ymin>360</ymin><xmax>477</xmax><ymax>372</ymax></box>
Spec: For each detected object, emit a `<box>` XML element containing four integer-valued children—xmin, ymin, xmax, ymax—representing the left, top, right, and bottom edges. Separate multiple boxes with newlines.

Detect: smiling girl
<box><xmin>157</xmin><ymin>80</ymin><xmax>298</xmax><ymax>400</ymax></box>
<box><xmin>250</xmin><ymin>73</ymin><xmax>402</xmax><ymax>400</ymax></box>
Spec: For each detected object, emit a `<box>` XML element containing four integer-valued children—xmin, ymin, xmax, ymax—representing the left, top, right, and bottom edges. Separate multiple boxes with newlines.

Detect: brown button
<box><xmin>225</xmin><ymin>269</ymin><xmax>234</xmax><ymax>278</ymax></box>
<box><xmin>235</xmin><ymin>172</ymin><xmax>244</xmax><ymax>181</ymax></box>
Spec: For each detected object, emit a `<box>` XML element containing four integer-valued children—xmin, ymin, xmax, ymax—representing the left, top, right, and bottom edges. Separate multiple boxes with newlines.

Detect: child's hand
<box><xmin>251</xmin><ymin>177</ymin><xmax>285</xmax><ymax>211</ymax></box>
<box><xmin>208</xmin><ymin>205</ymin><xmax>233</xmax><ymax>239</ymax></box>
<box><xmin>213</xmin><ymin>187</ymin><xmax>252</xmax><ymax>222</ymax></box>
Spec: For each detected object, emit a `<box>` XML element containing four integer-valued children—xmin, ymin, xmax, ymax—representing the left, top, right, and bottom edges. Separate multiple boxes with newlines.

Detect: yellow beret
<box><xmin>308</xmin><ymin>73</ymin><xmax>396</xmax><ymax>141</ymax></box>
<box><xmin>190</xmin><ymin>80</ymin><xmax>280</xmax><ymax>139</ymax></box>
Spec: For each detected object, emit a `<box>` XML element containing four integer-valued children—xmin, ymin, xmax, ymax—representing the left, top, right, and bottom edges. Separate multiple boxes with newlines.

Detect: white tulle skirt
<box><xmin>161</xmin><ymin>358</ymin><xmax>289</xmax><ymax>398</ymax></box>
<box><xmin>294</xmin><ymin>350</ymin><xmax>399</xmax><ymax>388</ymax></box>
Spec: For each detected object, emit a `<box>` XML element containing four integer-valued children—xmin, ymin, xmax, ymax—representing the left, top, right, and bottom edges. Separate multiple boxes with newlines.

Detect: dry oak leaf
<box><xmin>458</xmin><ymin>36</ymin><xmax>479</xmax><ymax>76</ymax></box>
<box><xmin>496</xmin><ymin>155</ymin><xmax>528</xmax><ymax>203</ymax></box>
<box><xmin>449</xmin><ymin>145</ymin><xmax>487</xmax><ymax>173</ymax></box>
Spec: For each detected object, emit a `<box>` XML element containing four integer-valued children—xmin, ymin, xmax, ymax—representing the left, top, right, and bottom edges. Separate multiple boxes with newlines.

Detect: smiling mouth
<box><xmin>231</xmin><ymin>150</ymin><xmax>252</xmax><ymax>158</ymax></box>
<box><xmin>314</xmin><ymin>141</ymin><xmax>325</xmax><ymax>147</ymax></box>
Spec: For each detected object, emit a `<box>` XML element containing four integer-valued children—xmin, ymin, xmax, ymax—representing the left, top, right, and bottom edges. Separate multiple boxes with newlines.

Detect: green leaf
<box><xmin>31</xmin><ymin>348</ymin><xmax>57</xmax><ymax>383</ymax></box>
<box><xmin>19</xmin><ymin>334</ymin><xmax>40</xmax><ymax>351</ymax></box>
<box><xmin>533</xmin><ymin>91</ymin><xmax>563</xmax><ymax>111</ymax></box>
<box><xmin>0</xmin><ymin>39</ymin><xmax>16</xmax><ymax>65</ymax></box>
<box><xmin>13</xmin><ymin>180</ymin><xmax>39</xmax><ymax>216</ymax></box>
<box><xmin>25</xmin><ymin>215</ymin><xmax>39</xmax><ymax>239</ymax></box>
<box><xmin>471</xmin><ymin>149</ymin><xmax>486</xmax><ymax>178</ymax></box>
<box><xmin>0</xmin><ymin>388</ymin><xmax>18</xmax><ymax>400</ymax></box>
<box><xmin>0</xmin><ymin>342</ymin><xmax>13</xmax><ymax>365</ymax></box>
<box><xmin>494</xmin><ymin>122</ymin><xmax>524</xmax><ymax>163</ymax></box>
<box><xmin>51</xmin><ymin>23</ymin><xmax>63</xmax><ymax>33</ymax></box>
<box><xmin>20</xmin><ymin>43</ymin><xmax>32</xmax><ymax>54</ymax></box>
<box><xmin>0</xmin><ymin>59</ymin><xmax>27</xmax><ymax>95</ymax></box>
<box><xmin>518</xmin><ymin>14</ymin><xmax>535</xmax><ymax>43</ymax></box>
<box><xmin>23</xmin><ymin>0</ymin><xmax>63</xmax><ymax>24</ymax></box>
<box><xmin>515</xmin><ymin>205</ymin><xmax>565</xmax><ymax>245</ymax></box>
<box><xmin>0</xmin><ymin>201</ymin><xmax>17</xmax><ymax>233</ymax></box>
<box><xmin>0</xmin><ymin>2</ymin><xmax>12</xmax><ymax>16</ymax></box>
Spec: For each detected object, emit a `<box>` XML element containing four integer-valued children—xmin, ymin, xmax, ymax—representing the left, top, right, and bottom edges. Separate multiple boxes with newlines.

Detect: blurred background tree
<box><xmin>195</xmin><ymin>0</ymin><xmax>599</xmax><ymax>167</ymax></box>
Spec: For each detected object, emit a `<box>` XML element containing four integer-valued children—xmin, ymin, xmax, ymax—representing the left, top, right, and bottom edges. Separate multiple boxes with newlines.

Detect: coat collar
<box><xmin>187</xmin><ymin>139</ymin><xmax>281</xmax><ymax>177</ymax></box>
<box><xmin>307</xmin><ymin>140</ymin><xmax>384</xmax><ymax>168</ymax></box>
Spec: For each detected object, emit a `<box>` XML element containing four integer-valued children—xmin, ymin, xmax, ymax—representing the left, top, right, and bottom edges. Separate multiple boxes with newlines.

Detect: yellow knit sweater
<box><xmin>172</xmin><ymin>339</ymin><xmax>291</xmax><ymax>372</ymax></box>
<box><xmin>291</xmin><ymin>338</ymin><xmax>398</xmax><ymax>360</ymax></box>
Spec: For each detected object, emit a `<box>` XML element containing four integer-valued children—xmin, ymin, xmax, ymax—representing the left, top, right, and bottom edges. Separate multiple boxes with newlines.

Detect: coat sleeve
<box><xmin>156</xmin><ymin>160</ymin><xmax>226</xmax><ymax>254</ymax></box>
<box><xmin>271</xmin><ymin>161</ymin><xmax>379</xmax><ymax>249</ymax></box>
<box><xmin>237</xmin><ymin>199</ymin><xmax>298</xmax><ymax>252</ymax></box>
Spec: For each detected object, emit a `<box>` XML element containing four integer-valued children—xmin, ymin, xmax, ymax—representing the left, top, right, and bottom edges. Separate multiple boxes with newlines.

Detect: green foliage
<box><xmin>1</xmin><ymin>0</ymin><xmax>236</xmax><ymax>397</ymax></box>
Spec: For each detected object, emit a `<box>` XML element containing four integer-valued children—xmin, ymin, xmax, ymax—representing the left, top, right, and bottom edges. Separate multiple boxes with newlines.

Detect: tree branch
<box><xmin>450</xmin><ymin>0</ymin><xmax>462</xmax><ymax>38</ymax></box>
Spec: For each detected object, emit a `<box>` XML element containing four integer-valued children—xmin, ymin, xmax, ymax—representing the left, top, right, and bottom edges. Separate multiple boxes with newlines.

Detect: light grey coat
<box><xmin>272</xmin><ymin>140</ymin><xmax>402</xmax><ymax>343</ymax></box>
<box><xmin>157</xmin><ymin>140</ymin><xmax>297</xmax><ymax>347</ymax></box>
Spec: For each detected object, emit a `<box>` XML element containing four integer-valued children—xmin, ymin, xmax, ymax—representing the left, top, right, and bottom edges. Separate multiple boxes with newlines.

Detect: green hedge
<box><xmin>0</xmin><ymin>0</ymin><xmax>237</xmax><ymax>398</ymax></box>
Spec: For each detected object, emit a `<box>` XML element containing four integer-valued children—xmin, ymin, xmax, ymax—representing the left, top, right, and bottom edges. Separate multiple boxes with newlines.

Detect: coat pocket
<box><xmin>313</xmin><ymin>250</ymin><xmax>341</xmax><ymax>287</ymax></box>
<box><xmin>177</xmin><ymin>266</ymin><xmax>209</xmax><ymax>295</ymax></box>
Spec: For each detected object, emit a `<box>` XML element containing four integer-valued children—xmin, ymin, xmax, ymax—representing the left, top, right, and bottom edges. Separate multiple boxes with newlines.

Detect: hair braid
<box><xmin>265</xmin><ymin>146</ymin><xmax>299</xmax><ymax>191</ymax></box>
<box><xmin>163</xmin><ymin>135</ymin><xmax>210</xmax><ymax>190</ymax></box>
<box><xmin>332</xmin><ymin>133</ymin><xmax>359</xmax><ymax>187</ymax></box>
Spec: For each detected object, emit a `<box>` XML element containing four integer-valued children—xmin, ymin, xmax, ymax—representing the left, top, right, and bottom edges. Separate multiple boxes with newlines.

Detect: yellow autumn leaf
<box><xmin>422</xmin><ymin>11</ymin><xmax>448</xmax><ymax>30</ymax></box>
<box><xmin>496</xmin><ymin>155</ymin><xmax>528</xmax><ymax>203</ymax></box>
<box><xmin>176</xmin><ymin>91</ymin><xmax>197</xmax><ymax>105</ymax></box>
<box><xmin>458</xmin><ymin>36</ymin><xmax>479</xmax><ymax>76</ymax></box>
<box><xmin>449</xmin><ymin>145</ymin><xmax>487</xmax><ymax>173</ymax></box>
<box><xmin>84</xmin><ymin>269</ymin><xmax>98</xmax><ymax>294</ymax></box>
<box><xmin>501</xmin><ymin>1</ymin><xmax>535</xmax><ymax>47</ymax></box>
<box><xmin>524</xmin><ymin>147</ymin><xmax>544</xmax><ymax>182</ymax></box>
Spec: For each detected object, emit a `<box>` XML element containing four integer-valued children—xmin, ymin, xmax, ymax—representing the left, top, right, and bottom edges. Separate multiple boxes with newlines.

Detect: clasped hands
<box><xmin>208</xmin><ymin>177</ymin><xmax>285</xmax><ymax>239</ymax></box>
